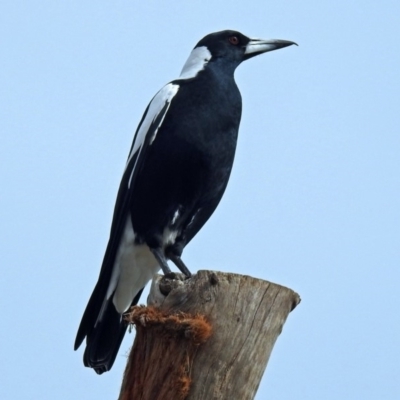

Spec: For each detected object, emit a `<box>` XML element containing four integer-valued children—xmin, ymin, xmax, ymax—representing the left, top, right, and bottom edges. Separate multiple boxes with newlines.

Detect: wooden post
<box><xmin>118</xmin><ymin>270</ymin><xmax>300</xmax><ymax>400</ymax></box>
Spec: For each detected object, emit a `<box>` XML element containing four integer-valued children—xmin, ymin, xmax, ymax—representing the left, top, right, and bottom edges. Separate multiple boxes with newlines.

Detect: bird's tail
<box><xmin>75</xmin><ymin>288</ymin><xmax>143</xmax><ymax>374</ymax></box>
<box><xmin>82</xmin><ymin>298</ymin><xmax>127</xmax><ymax>374</ymax></box>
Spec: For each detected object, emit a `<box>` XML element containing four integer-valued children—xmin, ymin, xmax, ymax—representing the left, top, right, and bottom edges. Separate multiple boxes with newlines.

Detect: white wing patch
<box><xmin>105</xmin><ymin>214</ymin><xmax>160</xmax><ymax>314</ymax></box>
<box><xmin>103</xmin><ymin>214</ymin><xmax>178</xmax><ymax>315</ymax></box>
<box><xmin>126</xmin><ymin>83</ymin><xmax>179</xmax><ymax>188</ymax></box>
<box><xmin>179</xmin><ymin>46</ymin><xmax>212</xmax><ymax>79</ymax></box>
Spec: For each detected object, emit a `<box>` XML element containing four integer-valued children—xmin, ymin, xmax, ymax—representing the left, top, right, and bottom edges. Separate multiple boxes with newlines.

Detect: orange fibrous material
<box><xmin>119</xmin><ymin>306</ymin><xmax>212</xmax><ymax>400</ymax></box>
<box><xmin>125</xmin><ymin>305</ymin><xmax>212</xmax><ymax>344</ymax></box>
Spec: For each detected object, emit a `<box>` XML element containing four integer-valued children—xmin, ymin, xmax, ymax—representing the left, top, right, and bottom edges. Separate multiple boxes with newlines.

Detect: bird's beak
<box><xmin>244</xmin><ymin>38</ymin><xmax>297</xmax><ymax>59</ymax></box>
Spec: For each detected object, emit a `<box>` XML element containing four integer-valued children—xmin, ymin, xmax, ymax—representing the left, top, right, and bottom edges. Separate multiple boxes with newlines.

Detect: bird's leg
<box><xmin>150</xmin><ymin>247</ymin><xmax>175</xmax><ymax>277</ymax></box>
<box><xmin>168</xmin><ymin>253</ymin><xmax>192</xmax><ymax>277</ymax></box>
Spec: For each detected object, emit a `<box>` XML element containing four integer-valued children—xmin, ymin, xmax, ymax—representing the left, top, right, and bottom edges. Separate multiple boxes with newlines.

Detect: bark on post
<box><xmin>118</xmin><ymin>270</ymin><xmax>300</xmax><ymax>400</ymax></box>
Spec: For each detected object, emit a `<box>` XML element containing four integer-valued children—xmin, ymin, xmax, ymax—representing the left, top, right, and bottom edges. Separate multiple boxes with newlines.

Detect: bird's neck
<box><xmin>201</xmin><ymin>60</ymin><xmax>238</xmax><ymax>93</ymax></box>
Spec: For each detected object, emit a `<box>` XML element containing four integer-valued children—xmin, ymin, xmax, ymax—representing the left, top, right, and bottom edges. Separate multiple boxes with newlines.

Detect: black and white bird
<box><xmin>74</xmin><ymin>30</ymin><xmax>296</xmax><ymax>374</ymax></box>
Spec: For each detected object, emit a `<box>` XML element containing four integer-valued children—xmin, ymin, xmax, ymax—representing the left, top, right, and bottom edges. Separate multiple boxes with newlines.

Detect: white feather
<box><xmin>106</xmin><ymin>215</ymin><xmax>160</xmax><ymax>313</ymax></box>
<box><xmin>179</xmin><ymin>46</ymin><xmax>212</xmax><ymax>79</ymax></box>
<box><xmin>125</xmin><ymin>83</ymin><xmax>180</xmax><ymax>188</ymax></box>
<box><xmin>171</xmin><ymin>208</ymin><xmax>180</xmax><ymax>225</ymax></box>
<box><xmin>103</xmin><ymin>215</ymin><xmax>179</xmax><ymax>315</ymax></box>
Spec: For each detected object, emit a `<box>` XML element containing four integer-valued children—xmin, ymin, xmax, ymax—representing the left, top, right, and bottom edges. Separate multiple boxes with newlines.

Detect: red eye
<box><xmin>229</xmin><ymin>36</ymin><xmax>239</xmax><ymax>45</ymax></box>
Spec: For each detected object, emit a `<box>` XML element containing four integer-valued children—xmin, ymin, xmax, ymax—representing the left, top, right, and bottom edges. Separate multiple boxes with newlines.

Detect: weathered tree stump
<box><xmin>118</xmin><ymin>270</ymin><xmax>300</xmax><ymax>400</ymax></box>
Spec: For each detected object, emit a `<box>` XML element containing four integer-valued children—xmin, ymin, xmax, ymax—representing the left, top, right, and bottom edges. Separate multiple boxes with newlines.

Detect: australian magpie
<box><xmin>74</xmin><ymin>30</ymin><xmax>296</xmax><ymax>374</ymax></box>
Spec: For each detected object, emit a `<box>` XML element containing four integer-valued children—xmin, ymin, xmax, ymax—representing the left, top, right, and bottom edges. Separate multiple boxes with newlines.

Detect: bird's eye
<box><xmin>229</xmin><ymin>36</ymin><xmax>239</xmax><ymax>45</ymax></box>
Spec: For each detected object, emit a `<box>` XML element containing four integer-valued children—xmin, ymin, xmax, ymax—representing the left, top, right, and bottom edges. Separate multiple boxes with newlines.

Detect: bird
<box><xmin>74</xmin><ymin>29</ymin><xmax>296</xmax><ymax>374</ymax></box>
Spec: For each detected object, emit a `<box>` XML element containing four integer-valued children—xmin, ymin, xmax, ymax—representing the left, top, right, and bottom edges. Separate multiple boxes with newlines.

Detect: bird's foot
<box><xmin>151</xmin><ymin>247</ymin><xmax>172</xmax><ymax>275</ymax></box>
<box><xmin>164</xmin><ymin>272</ymin><xmax>178</xmax><ymax>280</ymax></box>
<box><xmin>168</xmin><ymin>253</ymin><xmax>192</xmax><ymax>277</ymax></box>
<box><xmin>159</xmin><ymin>273</ymin><xmax>186</xmax><ymax>296</ymax></box>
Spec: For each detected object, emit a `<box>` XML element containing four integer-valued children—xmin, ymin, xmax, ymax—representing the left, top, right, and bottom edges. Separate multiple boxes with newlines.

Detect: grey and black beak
<box><xmin>244</xmin><ymin>38</ymin><xmax>297</xmax><ymax>59</ymax></box>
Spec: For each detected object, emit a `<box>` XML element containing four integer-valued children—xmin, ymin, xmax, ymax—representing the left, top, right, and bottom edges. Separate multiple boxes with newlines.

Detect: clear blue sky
<box><xmin>1</xmin><ymin>1</ymin><xmax>399</xmax><ymax>399</ymax></box>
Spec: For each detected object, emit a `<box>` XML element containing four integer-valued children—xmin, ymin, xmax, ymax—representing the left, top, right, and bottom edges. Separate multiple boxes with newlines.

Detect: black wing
<box><xmin>74</xmin><ymin>83</ymin><xmax>179</xmax><ymax>373</ymax></box>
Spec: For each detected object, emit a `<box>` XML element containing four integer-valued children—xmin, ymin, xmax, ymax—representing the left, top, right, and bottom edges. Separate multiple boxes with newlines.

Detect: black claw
<box><xmin>168</xmin><ymin>254</ymin><xmax>192</xmax><ymax>277</ymax></box>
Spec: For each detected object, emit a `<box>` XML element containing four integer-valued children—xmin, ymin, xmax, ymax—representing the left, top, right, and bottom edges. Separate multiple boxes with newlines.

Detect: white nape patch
<box><xmin>126</xmin><ymin>83</ymin><xmax>180</xmax><ymax>188</ymax></box>
<box><xmin>105</xmin><ymin>215</ymin><xmax>160</xmax><ymax>314</ymax></box>
<box><xmin>179</xmin><ymin>46</ymin><xmax>212</xmax><ymax>79</ymax></box>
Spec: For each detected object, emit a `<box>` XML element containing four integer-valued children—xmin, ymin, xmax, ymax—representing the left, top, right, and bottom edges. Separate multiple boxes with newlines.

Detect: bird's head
<box><xmin>180</xmin><ymin>30</ymin><xmax>297</xmax><ymax>79</ymax></box>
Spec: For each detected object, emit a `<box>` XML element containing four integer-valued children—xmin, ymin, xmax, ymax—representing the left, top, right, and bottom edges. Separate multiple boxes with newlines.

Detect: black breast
<box><xmin>130</xmin><ymin>69</ymin><xmax>242</xmax><ymax>248</ymax></box>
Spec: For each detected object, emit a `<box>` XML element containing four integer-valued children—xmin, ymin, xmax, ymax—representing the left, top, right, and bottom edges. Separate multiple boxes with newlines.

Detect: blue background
<box><xmin>1</xmin><ymin>1</ymin><xmax>399</xmax><ymax>399</ymax></box>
